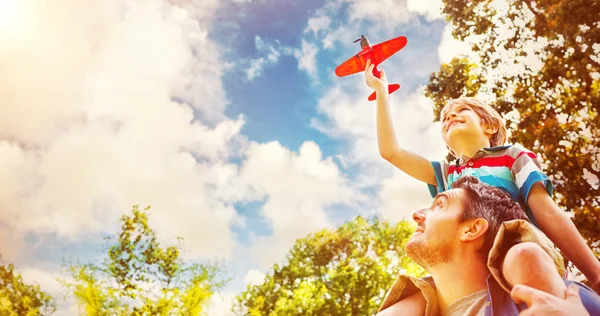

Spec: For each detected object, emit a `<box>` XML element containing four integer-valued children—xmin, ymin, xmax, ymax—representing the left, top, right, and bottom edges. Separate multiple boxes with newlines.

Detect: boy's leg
<box><xmin>502</xmin><ymin>242</ymin><xmax>566</xmax><ymax>298</ymax></box>
<box><xmin>376</xmin><ymin>291</ymin><xmax>426</xmax><ymax>316</ymax></box>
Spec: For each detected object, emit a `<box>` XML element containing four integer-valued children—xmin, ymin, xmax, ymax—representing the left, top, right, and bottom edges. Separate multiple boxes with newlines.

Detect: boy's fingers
<box><xmin>366</xmin><ymin>63</ymin><xmax>374</xmax><ymax>76</ymax></box>
<box><xmin>510</xmin><ymin>284</ymin><xmax>542</xmax><ymax>306</ymax></box>
<box><xmin>380</xmin><ymin>69</ymin><xmax>386</xmax><ymax>79</ymax></box>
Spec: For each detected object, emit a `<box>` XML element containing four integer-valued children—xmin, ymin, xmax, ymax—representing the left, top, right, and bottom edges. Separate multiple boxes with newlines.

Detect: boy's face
<box><xmin>440</xmin><ymin>102</ymin><xmax>488</xmax><ymax>147</ymax></box>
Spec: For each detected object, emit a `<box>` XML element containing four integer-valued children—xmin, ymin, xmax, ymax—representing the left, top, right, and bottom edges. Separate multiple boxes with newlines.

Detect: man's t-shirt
<box><xmin>441</xmin><ymin>290</ymin><xmax>487</xmax><ymax>316</ymax></box>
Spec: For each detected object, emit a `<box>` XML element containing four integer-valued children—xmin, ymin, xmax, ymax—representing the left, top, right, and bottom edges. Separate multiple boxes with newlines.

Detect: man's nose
<box><xmin>448</xmin><ymin>111</ymin><xmax>457</xmax><ymax>118</ymax></box>
<box><xmin>412</xmin><ymin>209</ymin><xmax>426</xmax><ymax>223</ymax></box>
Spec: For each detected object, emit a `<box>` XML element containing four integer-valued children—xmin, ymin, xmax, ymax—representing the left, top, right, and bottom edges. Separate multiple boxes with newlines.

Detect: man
<box><xmin>377</xmin><ymin>176</ymin><xmax>600</xmax><ymax>316</ymax></box>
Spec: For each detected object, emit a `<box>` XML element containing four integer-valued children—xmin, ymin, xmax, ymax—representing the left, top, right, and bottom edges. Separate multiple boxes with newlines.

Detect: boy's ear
<box><xmin>460</xmin><ymin>218</ymin><xmax>489</xmax><ymax>242</ymax></box>
<box><xmin>484</xmin><ymin>124</ymin><xmax>498</xmax><ymax>135</ymax></box>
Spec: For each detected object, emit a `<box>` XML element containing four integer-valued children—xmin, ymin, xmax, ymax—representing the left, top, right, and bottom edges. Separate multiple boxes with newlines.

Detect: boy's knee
<box><xmin>502</xmin><ymin>242</ymin><xmax>566</xmax><ymax>297</ymax></box>
<box><xmin>502</xmin><ymin>242</ymin><xmax>554</xmax><ymax>284</ymax></box>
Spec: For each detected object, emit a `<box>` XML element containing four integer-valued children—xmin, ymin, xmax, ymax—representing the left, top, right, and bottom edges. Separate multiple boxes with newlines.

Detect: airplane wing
<box><xmin>335</xmin><ymin>54</ymin><xmax>366</xmax><ymax>77</ymax></box>
<box><xmin>335</xmin><ymin>36</ymin><xmax>408</xmax><ymax>77</ymax></box>
<box><xmin>370</xmin><ymin>35</ymin><xmax>408</xmax><ymax>65</ymax></box>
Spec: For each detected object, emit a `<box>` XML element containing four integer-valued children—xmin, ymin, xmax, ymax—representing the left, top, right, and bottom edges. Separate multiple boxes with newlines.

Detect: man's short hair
<box><xmin>451</xmin><ymin>176</ymin><xmax>528</xmax><ymax>257</ymax></box>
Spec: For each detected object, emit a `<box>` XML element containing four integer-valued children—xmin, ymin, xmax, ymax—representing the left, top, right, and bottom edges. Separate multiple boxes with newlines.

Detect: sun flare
<box><xmin>0</xmin><ymin>0</ymin><xmax>24</xmax><ymax>32</ymax></box>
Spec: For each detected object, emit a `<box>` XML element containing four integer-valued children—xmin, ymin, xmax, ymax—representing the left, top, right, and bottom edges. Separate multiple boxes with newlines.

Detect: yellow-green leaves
<box><xmin>61</xmin><ymin>205</ymin><xmax>227</xmax><ymax>315</ymax></box>
<box><xmin>0</xmin><ymin>263</ymin><xmax>55</xmax><ymax>316</ymax></box>
<box><xmin>233</xmin><ymin>216</ymin><xmax>425</xmax><ymax>316</ymax></box>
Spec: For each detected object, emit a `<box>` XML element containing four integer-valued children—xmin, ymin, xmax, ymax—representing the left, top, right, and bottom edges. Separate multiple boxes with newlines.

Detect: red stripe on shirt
<box><xmin>517</xmin><ymin>151</ymin><xmax>537</xmax><ymax>160</ymax></box>
<box><xmin>448</xmin><ymin>155</ymin><xmax>520</xmax><ymax>174</ymax></box>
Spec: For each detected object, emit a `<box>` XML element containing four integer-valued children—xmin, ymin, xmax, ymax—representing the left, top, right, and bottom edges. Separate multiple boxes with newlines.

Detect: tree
<box><xmin>425</xmin><ymin>0</ymin><xmax>600</xmax><ymax>253</ymax></box>
<box><xmin>0</xmin><ymin>261</ymin><xmax>55</xmax><ymax>315</ymax></box>
<box><xmin>61</xmin><ymin>205</ymin><xmax>228</xmax><ymax>315</ymax></box>
<box><xmin>233</xmin><ymin>216</ymin><xmax>426</xmax><ymax>316</ymax></box>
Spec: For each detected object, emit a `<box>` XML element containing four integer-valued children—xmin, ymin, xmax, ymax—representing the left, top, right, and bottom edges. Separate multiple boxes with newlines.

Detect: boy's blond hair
<box><xmin>441</xmin><ymin>97</ymin><xmax>507</xmax><ymax>147</ymax></box>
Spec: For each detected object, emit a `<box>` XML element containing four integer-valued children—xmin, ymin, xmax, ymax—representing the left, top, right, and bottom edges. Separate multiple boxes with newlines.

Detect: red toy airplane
<box><xmin>335</xmin><ymin>35</ymin><xmax>408</xmax><ymax>101</ymax></box>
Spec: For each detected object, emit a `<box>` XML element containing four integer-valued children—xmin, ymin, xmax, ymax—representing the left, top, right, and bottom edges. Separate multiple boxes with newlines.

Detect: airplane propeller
<box><xmin>353</xmin><ymin>35</ymin><xmax>364</xmax><ymax>43</ymax></box>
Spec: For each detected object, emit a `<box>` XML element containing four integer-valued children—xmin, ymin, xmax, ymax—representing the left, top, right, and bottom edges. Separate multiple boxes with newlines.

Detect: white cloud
<box><xmin>305</xmin><ymin>16</ymin><xmax>332</xmax><ymax>36</ymax></box>
<box><xmin>243</xmin><ymin>269</ymin><xmax>266</xmax><ymax>286</ymax></box>
<box><xmin>438</xmin><ymin>24</ymin><xmax>474</xmax><ymax>64</ymax></box>
<box><xmin>379</xmin><ymin>171</ymin><xmax>433</xmax><ymax>221</ymax></box>
<box><xmin>322</xmin><ymin>25</ymin><xmax>358</xmax><ymax>50</ymax></box>
<box><xmin>207</xmin><ymin>292</ymin><xmax>237</xmax><ymax>316</ymax></box>
<box><xmin>19</xmin><ymin>266</ymin><xmax>63</xmax><ymax>297</ymax></box>
<box><xmin>348</xmin><ymin>0</ymin><xmax>411</xmax><ymax>26</ymax></box>
<box><xmin>293</xmin><ymin>40</ymin><xmax>319</xmax><ymax>79</ymax></box>
<box><xmin>238</xmin><ymin>141</ymin><xmax>364</xmax><ymax>268</ymax></box>
<box><xmin>246</xmin><ymin>57</ymin><xmax>268</xmax><ymax>80</ymax></box>
<box><xmin>18</xmin><ymin>265</ymin><xmax>80</xmax><ymax>315</ymax></box>
<box><xmin>406</xmin><ymin>0</ymin><xmax>444</xmax><ymax>21</ymax></box>
<box><xmin>245</xmin><ymin>36</ymin><xmax>319</xmax><ymax>81</ymax></box>
<box><xmin>244</xmin><ymin>36</ymin><xmax>281</xmax><ymax>80</ymax></box>
<box><xmin>0</xmin><ymin>0</ymin><xmax>245</xmax><ymax>265</ymax></box>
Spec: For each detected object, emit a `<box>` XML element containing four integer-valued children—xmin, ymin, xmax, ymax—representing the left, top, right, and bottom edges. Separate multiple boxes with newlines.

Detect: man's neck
<box><xmin>452</xmin><ymin>138</ymin><xmax>491</xmax><ymax>159</ymax></box>
<box><xmin>428</xmin><ymin>254</ymin><xmax>490</xmax><ymax>311</ymax></box>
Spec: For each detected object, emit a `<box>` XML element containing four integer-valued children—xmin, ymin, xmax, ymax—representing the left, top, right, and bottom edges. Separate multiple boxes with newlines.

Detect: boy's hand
<box><xmin>365</xmin><ymin>59</ymin><xmax>387</xmax><ymax>93</ymax></box>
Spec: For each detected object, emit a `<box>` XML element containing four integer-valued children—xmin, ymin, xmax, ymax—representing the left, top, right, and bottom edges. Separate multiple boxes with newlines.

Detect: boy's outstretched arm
<box><xmin>527</xmin><ymin>183</ymin><xmax>600</xmax><ymax>293</ymax></box>
<box><xmin>365</xmin><ymin>59</ymin><xmax>436</xmax><ymax>186</ymax></box>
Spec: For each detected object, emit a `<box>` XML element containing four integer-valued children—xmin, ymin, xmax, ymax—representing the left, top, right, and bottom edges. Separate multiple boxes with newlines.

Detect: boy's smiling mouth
<box><xmin>446</xmin><ymin>120</ymin><xmax>464</xmax><ymax>132</ymax></box>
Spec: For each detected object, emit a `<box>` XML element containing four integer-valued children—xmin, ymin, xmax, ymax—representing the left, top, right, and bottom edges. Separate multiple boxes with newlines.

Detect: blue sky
<box><xmin>0</xmin><ymin>0</ymin><xmax>473</xmax><ymax>314</ymax></box>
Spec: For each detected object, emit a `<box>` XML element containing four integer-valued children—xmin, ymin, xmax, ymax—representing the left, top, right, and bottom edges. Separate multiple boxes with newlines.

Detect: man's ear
<box><xmin>460</xmin><ymin>218</ymin><xmax>489</xmax><ymax>242</ymax></box>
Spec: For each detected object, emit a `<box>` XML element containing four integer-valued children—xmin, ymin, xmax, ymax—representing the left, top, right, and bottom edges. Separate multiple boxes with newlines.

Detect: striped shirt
<box><xmin>427</xmin><ymin>145</ymin><xmax>553</xmax><ymax>225</ymax></box>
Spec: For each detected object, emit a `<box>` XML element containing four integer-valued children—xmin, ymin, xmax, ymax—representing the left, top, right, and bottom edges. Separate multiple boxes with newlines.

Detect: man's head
<box><xmin>405</xmin><ymin>176</ymin><xmax>527</xmax><ymax>269</ymax></box>
<box><xmin>440</xmin><ymin>98</ymin><xmax>507</xmax><ymax>154</ymax></box>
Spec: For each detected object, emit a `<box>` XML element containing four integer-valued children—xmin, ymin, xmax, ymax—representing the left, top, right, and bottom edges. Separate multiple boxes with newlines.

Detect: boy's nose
<box><xmin>412</xmin><ymin>209</ymin><xmax>426</xmax><ymax>223</ymax></box>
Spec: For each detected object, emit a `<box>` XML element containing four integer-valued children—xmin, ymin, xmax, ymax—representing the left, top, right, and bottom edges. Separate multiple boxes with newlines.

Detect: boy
<box><xmin>364</xmin><ymin>59</ymin><xmax>600</xmax><ymax>299</ymax></box>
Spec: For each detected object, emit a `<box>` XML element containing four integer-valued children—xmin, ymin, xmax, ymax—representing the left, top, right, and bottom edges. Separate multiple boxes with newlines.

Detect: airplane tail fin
<box><xmin>368</xmin><ymin>84</ymin><xmax>400</xmax><ymax>101</ymax></box>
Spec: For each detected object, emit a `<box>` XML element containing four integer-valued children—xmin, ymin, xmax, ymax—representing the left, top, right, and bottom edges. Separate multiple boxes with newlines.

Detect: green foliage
<box><xmin>61</xmin><ymin>205</ymin><xmax>227</xmax><ymax>315</ymax></box>
<box><xmin>426</xmin><ymin>0</ymin><xmax>600</xmax><ymax>253</ymax></box>
<box><xmin>233</xmin><ymin>216</ymin><xmax>425</xmax><ymax>316</ymax></box>
<box><xmin>0</xmin><ymin>261</ymin><xmax>55</xmax><ymax>315</ymax></box>
<box><xmin>426</xmin><ymin>56</ymin><xmax>486</xmax><ymax>121</ymax></box>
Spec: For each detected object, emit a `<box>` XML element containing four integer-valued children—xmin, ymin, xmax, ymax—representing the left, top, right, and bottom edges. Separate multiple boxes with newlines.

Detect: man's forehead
<box><xmin>434</xmin><ymin>188</ymin><xmax>463</xmax><ymax>202</ymax></box>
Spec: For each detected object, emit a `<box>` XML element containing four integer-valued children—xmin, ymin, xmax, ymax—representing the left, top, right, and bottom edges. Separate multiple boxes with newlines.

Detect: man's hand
<box><xmin>510</xmin><ymin>283</ymin><xmax>589</xmax><ymax>316</ymax></box>
<box><xmin>365</xmin><ymin>59</ymin><xmax>387</xmax><ymax>92</ymax></box>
